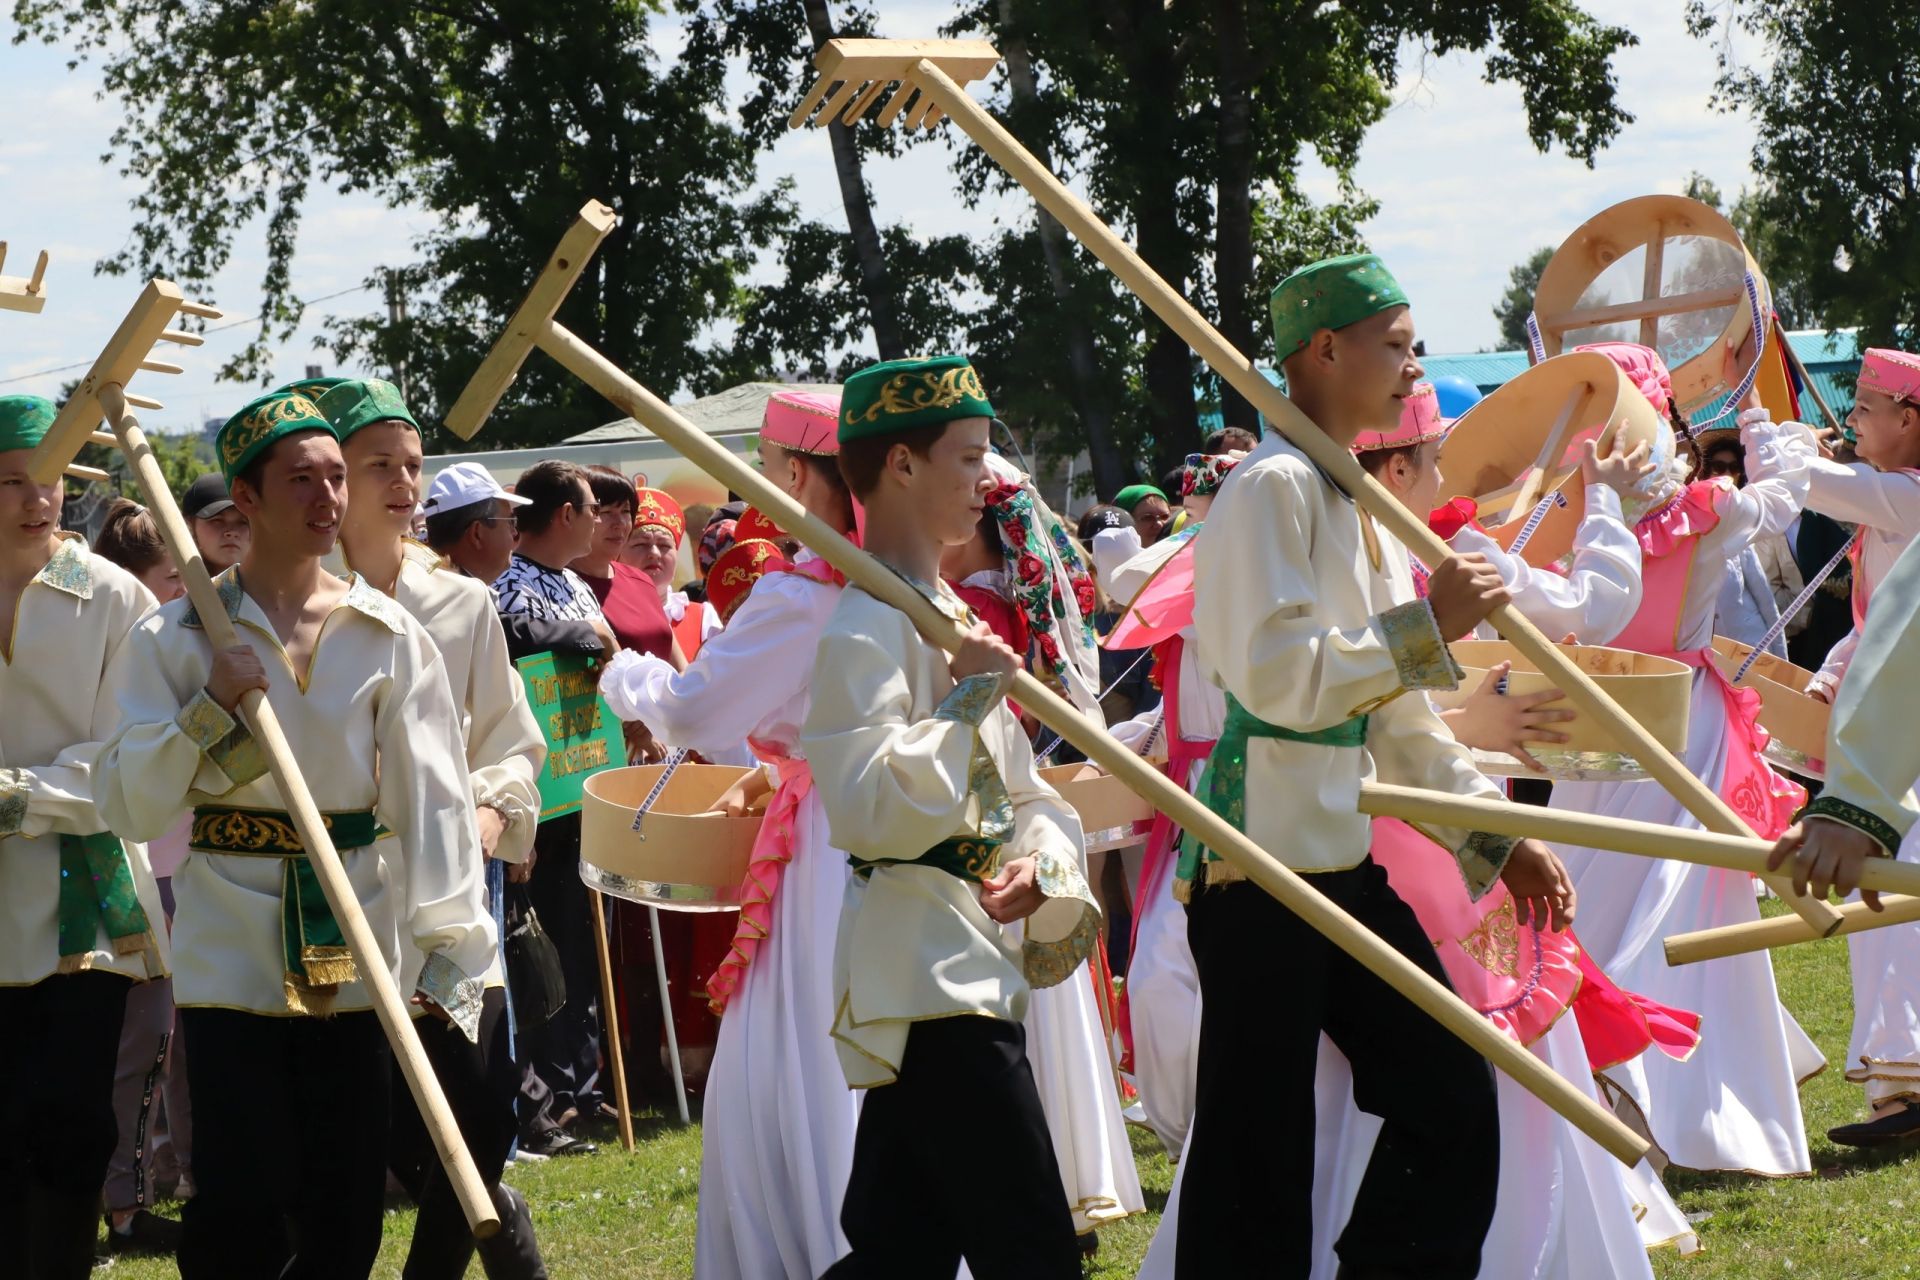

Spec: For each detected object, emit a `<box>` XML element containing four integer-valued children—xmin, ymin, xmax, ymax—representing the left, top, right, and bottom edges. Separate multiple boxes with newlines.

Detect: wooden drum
<box><xmin>580</xmin><ymin>764</ymin><xmax>764</xmax><ymax>911</ymax></box>
<box><xmin>1433</xmin><ymin>640</ymin><xmax>1693</xmax><ymax>780</ymax></box>
<box><xmin>1440</xmin><ymin>351</ymin><xmax>1668</xmax><ymax>568</ymax></box>
<box><xmin>1710</xmin><ymin>637</ymin><xmax>1832</xmax><ymax>780</ymax></box>
<box><xmin>1534</xmin><ymin>194</ymin><xmax>1771</xmax><ymax>425</ymax></box>
<box><xmin>1040</xmin><ymin>762</ymin><xmax>1156</xmax><ymax>853</ymax></box>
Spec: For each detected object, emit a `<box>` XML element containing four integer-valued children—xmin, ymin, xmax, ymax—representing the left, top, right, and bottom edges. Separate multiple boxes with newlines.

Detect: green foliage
<box><xmin>10</xmin><ymin>0</ymin><xmax>792</xmax><ymax>449</ymax></box>
<box><xmin>1493</xmin><ymin>245</ymin><xmax>1555</xmax><ymax>352</ymax></box>
<box><xmin>1687</xmin><ymin>0</ymin><xmax>1918</xmax><ymax>346</ymax></box>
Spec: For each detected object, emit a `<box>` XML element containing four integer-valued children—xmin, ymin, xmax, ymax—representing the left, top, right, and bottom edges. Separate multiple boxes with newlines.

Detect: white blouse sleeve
<box><xmin>1806</xmin><ymin>456</ymin><xmax>1920</xmax><ymax>537</ymax></box>
<box><xmin>1453</xmin><ymin>484</ymin><xmax>1642</xmax><ymax>644</ymax></box>
<box><xmin>462</xmin><ymin>605</ymin><xmax>546</xmax><ymax>865</ymax></box>
<box><xmin>1705</xmin><ymin>416</ymin><xmax>1812</xmax><ymax>554</ymax></box>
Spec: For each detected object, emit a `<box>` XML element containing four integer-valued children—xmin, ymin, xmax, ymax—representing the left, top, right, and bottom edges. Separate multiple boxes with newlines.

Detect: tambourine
<box><xmin>1533</xmin><ymin>194</ymin><xmax>1771</xmax><ymax>429</ymax></box>
<box><xmin>1439</xmin><ymin>351</ymin><xmax>1669</xmax><ymax>568</ymax></box>
<box><xmin>1709</xmin><ymin>637</ymin><xmax>1831</xmax><ymax>781</ymax></box>
<box><xmin>1433</xmin><ymin>640</ymin><xmax>1693</xmax><ymax>781</ymax></box>
<box><xmin>580</xmin><ymin>764</ymin><xmax>763</xmax><ymax>911</ymax></box>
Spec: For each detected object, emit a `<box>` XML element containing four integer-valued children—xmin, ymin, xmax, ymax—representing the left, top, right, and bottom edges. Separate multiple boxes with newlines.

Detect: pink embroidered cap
<box><xmin>1352</xmin><ymin>382</ymin><xmax>1448</xmax><ymax>453</ymax></box>
<box><xmin>1573</xmin><ymin>341</ymin><xmax>1674</xmax><ymax>417</ymax></box>
<box><xmin>761</xmin><ymin>387</ymin><xmax>841</xmax><ymax>456</ymax></box>
<box><xmin>1858</xmin><ymin>348</ymin><xmax>1920</xmax><ymax>403</ymax></box>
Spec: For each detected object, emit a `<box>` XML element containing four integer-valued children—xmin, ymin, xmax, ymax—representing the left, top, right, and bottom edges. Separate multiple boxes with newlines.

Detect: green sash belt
<box><xmin>190</xmin><ymin>805</ymin><xmax>389</xmax><ymax>1014</ymax></box>
<box><xmin>57</xmin><ymin>831</ymin><xmax>154</xmax><ymax>974</ymax></box>
<box><xmin>849</xmin><ymin>836</ymin><xmax>1004</xmax><ymax>885</ymax></box>
<box><xmin>1176</xmin><ymin>695</ymin><xmax>1370</xmax><ymax>888</ymax></box>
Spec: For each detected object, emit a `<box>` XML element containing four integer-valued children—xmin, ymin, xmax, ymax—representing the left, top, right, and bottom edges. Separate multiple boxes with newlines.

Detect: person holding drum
<box><xmin>1164</xmin><ymin>254</ymin><xmax>1577</xmax><ymax>1279</ymax></box>
<box><xmin>1778</xmin><ymin>347</ymin><xmax>1920</xmax><ymax>1145</ymax></box>
<box><xmin>597</xmin><ymin>387</ymin><xmax>862</xmax><ymax>1280</ymax></box>
<box><xmin>1545</xmin><ymin>341</ymin><xmax>1824</xmax><ymax>1179</ymax></box>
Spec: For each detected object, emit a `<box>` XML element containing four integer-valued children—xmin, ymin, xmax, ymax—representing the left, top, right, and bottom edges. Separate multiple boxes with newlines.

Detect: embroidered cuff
<box><xmin>1455</xmin><ymin>830</ymin><xmax>1519</xmax><ymax>901</ymax></box>
<box><xmin>1380</xmin><ymin>599</ymin><xmax>1461</xmax><ymax>692</ymax></box>
<box><xmin>935</xmin><ymin>672</ymin><xmax>1010</xmax><ymax>728</ymax></box>
<box><xmin>0</xmin><ymin>768</ymin><xmax>30</xmax><ymax>838</ymax></box>
<box><xmin>1803</xmin><ymin>796</ymin><xmax>1904</xmax><ymax>859</ymax></box>
<box><xmin>474</xmin><ymin>788</ymin><xmax>532</xmax><ymax>833</ymax></box>
<box><xmin>1021</xmin><ymin>847</ymin><xmax>1102</xmax><ymax>991</ymax></box>
<box><xmin>416</xmin><ymin>950</ymin><xmax>486</xmax><ymax>1043</ymax></box>
<box><xmin>176</xmin><ymin>689</ymin><xmax>238</xmax><ymax>751</ymax></box>
<box><xmin>208</xmin><ymin>726</ymin><xmax>269</xmax><ymax>788</ymax></box>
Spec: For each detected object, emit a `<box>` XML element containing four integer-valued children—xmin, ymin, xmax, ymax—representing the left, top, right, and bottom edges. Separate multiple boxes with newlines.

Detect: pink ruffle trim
<box><xmin>1633</xmin><ymin>479</ymin><xmax>1727</xmax><ymax>560</ymax></box>
<box><xmin>704</xmin><ymin>749</ymin><xmax>813</xmax><ymax>1016</ymax></box>
<box><xmin>1572</xmin><ymin>948</ymin><xmax>1704</xmax><ymax>1070</ymax></box>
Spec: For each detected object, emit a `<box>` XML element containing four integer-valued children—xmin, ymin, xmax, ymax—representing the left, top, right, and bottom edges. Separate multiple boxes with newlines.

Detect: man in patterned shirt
<box><xmin>490</xmin><ymin>459</ymin><xmax>617</xmax><ymax>1150</ymax></box>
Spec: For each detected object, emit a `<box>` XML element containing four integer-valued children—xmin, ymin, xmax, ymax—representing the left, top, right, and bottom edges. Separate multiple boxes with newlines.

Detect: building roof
<box><xmin>563</xmin><ymin>380</ymin><xmax>843</xmax><ymax>444</ymax></box>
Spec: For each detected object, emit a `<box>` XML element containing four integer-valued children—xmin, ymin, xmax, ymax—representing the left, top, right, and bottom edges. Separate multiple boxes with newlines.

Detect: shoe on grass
<box><xmin>106</xmin><ymin>1209</ymin><xmax>184</xmax><ymax>1254</ymax></box>
<box><xmin>522</xmin><ymin>1125</ymin><xmax>597</xmax><ymax>1158</ymax></box>
<box><xmin>1829</xmin><ymin>1100</ymin><xmax>1920</xmax><ymax>1148</ymax></box>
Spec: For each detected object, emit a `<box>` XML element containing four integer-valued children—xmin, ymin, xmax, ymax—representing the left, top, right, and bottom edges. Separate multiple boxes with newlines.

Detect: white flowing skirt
<box><xmin>1127</xmin><ymin>849</ymin><xmax>1202</xmax><ymax>1159</ymax></box>
<box><xmin>694</xmin><ymin>793</ymin><xmax>859</xmax><ymax>1280</ymax></box>
<box><xmin>1847</xmin><ymin>824</ymin><xmax>1920</xmax><ymax>1107</ymax></box>
<box><xmin>1550</xmin><ymin>673</ymin><xmax>1819</xmax><ymax>1176</ymax></box>
<box><xmin>1018</xmin><ymin>925</ymin><xmax>1147</xmax><ymax>1234</ymax></box>
<box><xmin>1138</xmin><ymin>1024</ymin><xmax>1691</xmax><ymax>1278</ymax></box>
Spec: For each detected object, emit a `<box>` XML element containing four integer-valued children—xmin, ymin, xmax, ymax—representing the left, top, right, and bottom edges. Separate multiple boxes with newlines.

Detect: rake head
<box><xmin>25</xmin><ymin>279</ymin><xmax>224</xmax><ymax>484</ymax></box>
<box><xmin>788</xmin><ymin>39</ymin><xmax>1001</xmax><ymax>133</ymax></box>
<box><xmin>0</xmin><ymin>241</ymin><xmax>51</xmax><ymax>314</ymax></box>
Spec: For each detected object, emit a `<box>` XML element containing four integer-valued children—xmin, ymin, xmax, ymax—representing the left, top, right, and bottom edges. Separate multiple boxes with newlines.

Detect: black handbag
<box><xmin>502</xmin><ymin>884</ymin><xmax>567</xmax><ymax>1028</ymax></box>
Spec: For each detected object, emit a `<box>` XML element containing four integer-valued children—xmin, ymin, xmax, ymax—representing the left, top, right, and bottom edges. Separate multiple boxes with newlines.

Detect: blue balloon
<box><xmin>1430</xmin><ymin>375</ymin><xmax>1484</xmax><ymax>420</ymax></box>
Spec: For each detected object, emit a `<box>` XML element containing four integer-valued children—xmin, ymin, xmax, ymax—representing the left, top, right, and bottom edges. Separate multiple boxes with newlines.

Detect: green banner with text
<box><xmin>516</xmin><ymin>652</ymin><xmax>628</xmax><ymax>821</ymax></box>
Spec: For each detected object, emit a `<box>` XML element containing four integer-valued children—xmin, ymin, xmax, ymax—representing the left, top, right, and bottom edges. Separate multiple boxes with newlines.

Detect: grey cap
<box><xmin>182</xmin><ymin>473</ymin><xmax>235</xmax><ymax>519</ymax></box>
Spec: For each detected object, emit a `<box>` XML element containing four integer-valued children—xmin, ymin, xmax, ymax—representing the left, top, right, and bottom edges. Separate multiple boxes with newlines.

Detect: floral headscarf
<box><xmin>981</xmin><ymin>453</ymin><xmax>1104</xmax><ymax>721</ymax></box>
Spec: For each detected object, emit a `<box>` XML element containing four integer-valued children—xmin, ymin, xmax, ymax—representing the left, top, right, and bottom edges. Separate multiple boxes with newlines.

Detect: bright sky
<box><xmin>0</xmin><ymin>1</ymin><xmax>1766</xmax><ymax>437</ymax></box>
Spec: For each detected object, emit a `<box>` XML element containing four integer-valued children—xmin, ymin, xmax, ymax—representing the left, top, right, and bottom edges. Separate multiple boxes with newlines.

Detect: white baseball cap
<box><xmin>422</xmin><ymin>461</ymin><xmax>532</xmax><ymax>516</ymax></box>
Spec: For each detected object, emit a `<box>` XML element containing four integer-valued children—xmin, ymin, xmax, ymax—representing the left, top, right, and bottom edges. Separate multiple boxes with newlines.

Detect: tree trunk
<box><xmin>802</xmin><ymin>0</ymin><xmax>905</xmax><ymax>360</ymax></box>
<box><xmin>997</xmin><ymin>4</ymin><xmax>1128</xmax><ymax>498</ymax></box>
<box><xmin>1211</xmin><ymin>0</ymin><xmax>1257</xmax><ymax>434</ymax></box>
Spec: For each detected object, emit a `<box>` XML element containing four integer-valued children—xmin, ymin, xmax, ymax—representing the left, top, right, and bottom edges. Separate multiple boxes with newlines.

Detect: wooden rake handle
<box><xmin>1666</xmin><ymin>893</ymin><xmax>1920</xmax><ymax>965</ymax></box>
<box><xmin>893</xmin><ymin>54</ymin><xmax>1841</xmax><ymax>937</ymax></box>
<box><xmin>1360</xmin><ymin>783</ymin><xmax>1920</xmax><ymax>897</ymax></box>
<box><xmin>100</xmin><ymin>386</ymin><xmax>499</xmax><ymax>1239</ymax></box>
<box><xmin>516</xmin><ymin>319</ymin><xmax>1649</xmax><ymax>1169</ymax></box>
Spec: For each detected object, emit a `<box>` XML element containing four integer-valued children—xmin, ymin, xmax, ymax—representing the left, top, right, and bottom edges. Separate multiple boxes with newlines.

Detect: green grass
<box><xmin>96</xmin><ymin>900</ymin><xmax>1919</xmax><ymax>1277</ymax></box>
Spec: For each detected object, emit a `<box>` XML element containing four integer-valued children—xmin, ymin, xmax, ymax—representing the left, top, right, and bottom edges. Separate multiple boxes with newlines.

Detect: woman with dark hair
<box><xmin>571</xmin><ymin>465</ymin><xmax>673</xmax><ymax>660</ymax></box>
<box><xmin>94</xmin><ymin>497</ymin><xmax>184</xmax><ymax>604</ymax></box>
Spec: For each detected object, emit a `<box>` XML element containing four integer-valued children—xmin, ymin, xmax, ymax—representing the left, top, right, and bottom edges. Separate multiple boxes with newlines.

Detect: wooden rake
<box><xmin>443</xmin><ymin>200</ymin><xmax>1650</xmax><ymax>1170</ymax></box>
<box><xmin>0</xmin><ymin>241</ymin><xmax>50</xmax><ymax>313</ymax></box>
<box><xmin>789</xmin><ymin>39</ymin><xmax>1843</xmax><ymax>939</ymax></box>
<box><xmin>24</xmin><ymin>281</ymin><xmax>500</xmax><ymax>1239</ymax></box>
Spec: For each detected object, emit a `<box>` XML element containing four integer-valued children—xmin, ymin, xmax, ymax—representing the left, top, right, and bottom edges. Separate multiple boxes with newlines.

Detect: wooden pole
<box><xmin>1666</xmin><ymin>893</ymin><xmax>1920</xmax><ymax>965</ymax></box>
<box><xmin>894</xmin><ymin>55</ymin><xmax>1840</xmax><ymax>936</ymax></box>
<box><xmin>0</xmin><ymin>241</ymin><xmax>49</xmax><ymax>313</ymax></box>
<box><xmin>1359</xmin><ymin>783</ymin><xmax>1920</xmax><ymax>897</ymax></box>
<box><xmin>511</xmin><ymin>317</ymin><xmax>1649</xmax><ymax>1168</ymax></box>
<box><xmin>100</xmin><ymin>384</ymin><xmax>500</xmax><ymax>1237</ymax></box>
<box><xmin>587</xmin><ymin>888</ymin><xmax>636</xmax><ymax>1150</ymax></box>
<box><xmin>1638</xmin><ymin>226</ymin><xmax>1665</xmax><ymax>349</ymax></box>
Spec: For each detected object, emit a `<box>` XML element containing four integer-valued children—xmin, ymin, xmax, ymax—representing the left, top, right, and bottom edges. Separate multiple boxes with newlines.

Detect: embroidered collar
<box><xmin>182</xmin><ymin>567</ymin><xmax>407</xmax><ymax>635</ymax></box>
<box><xmin>29</xmin><ymin>534</ymin><xmax>95</xmax><ymax>601</ymax></box>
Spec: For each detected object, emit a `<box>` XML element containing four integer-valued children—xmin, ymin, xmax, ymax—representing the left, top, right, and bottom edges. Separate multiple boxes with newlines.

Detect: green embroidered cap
<box><xmin>316</xmin><ymin>378</ymin><xmax>420</xmax><ymax>441</ymax></box>
<box><xmin>839</xmin><ymin>354</ymin><xmax>995</xmax><ymax>444</ymax></box>
<box><xmin>0</xmin><ymin>394</ymin><xmax>57</xmax><ymax>453</ymax></box>
<box><xmin>1113</xmin><ymin>484</ymin><xmax>1167</xmax><ymax>512</ymax></box>
<box><xmin>274</xmin><ymin>375</ymin><xmax>349</xmax><ymax>403</ymax></box>
<box><xmin>217</xmin><ymin>391</ymin><xmax>336</xmax><ymax>482</ymax></box>
<box><xmin>1269</xmin><ymin>253</ymin><xmax>1409</xmax><ymax>363</ymax></box>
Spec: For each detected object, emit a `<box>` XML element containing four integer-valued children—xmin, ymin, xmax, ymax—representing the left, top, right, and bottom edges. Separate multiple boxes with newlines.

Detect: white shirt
<box><xmin>803</xmin><ymin>580</ymin><xmax>1099</xmax><ymax>1089</ymax></box>
<box><xmin>95</xmin><ymin>570</ymin><xmax>495</xmax><ymax>1031</ymax></box>
<box><xmin>1454</xmin><ymin>484</ymin><xmax>1642</xmax><ymax>645</ymax></box>
<box><xmin>1800</xmin><ymin>452</ymin><xmax>1920</xmax><ymax>696</ymax></box>
<box><xmin>0</xmin><ymin>537</ymin><xmax>168</xmax><ymax>985</ymax></box>
<box><xmin>1190</xmin><ymin>434</ymin><xmax>1508</xmax><ymax>890</ymax></box>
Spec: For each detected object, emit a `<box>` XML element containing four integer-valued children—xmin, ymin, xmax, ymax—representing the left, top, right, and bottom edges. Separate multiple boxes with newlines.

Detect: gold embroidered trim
<box><xmin>1458</xmin><ymin>897</ymin><xmax>1522</xmax><ymax>979</ymax></box>
<box><xmin>31</xmin><ymin>536</ymin><xmax>95</xmax><ymax>600</ymax></box>
<box><xmin>174</xmin><ymin>691</ymin><xmax>236</xmax><ymax>752</ymax></box>
<box><xmin>1380</xmin><ymin>599</ymin><xmax>1460</xmax><ymax>692</ymax></box>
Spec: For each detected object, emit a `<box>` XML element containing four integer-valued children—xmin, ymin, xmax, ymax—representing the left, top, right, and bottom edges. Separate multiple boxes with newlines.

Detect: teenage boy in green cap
<box><xmin>0</xmin><ymin>394</ymin><xmax>167</xmax><ymax>1279</ymax></box>
<box><xmin>804</xmin><ymin>355</ymin><xmax>1099</xmax><ymax>1278</ymax></box>
<box><xmin>94</xmin><ymin>389</ymin><xmax>496</xmax><ymax>1280</ymax></box>
<box><xmin>1175</xmin><ymin>255</ymin><xmax>1576</xmax><ymax>1278</ymax></box>
<box><xmin>318</xmin><ymin>377</ymin><xmax>550</xmax><ymax>1279</ymax></box>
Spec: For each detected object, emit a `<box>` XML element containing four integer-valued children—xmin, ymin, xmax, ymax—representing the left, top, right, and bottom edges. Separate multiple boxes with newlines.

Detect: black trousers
<box><xmin>392</xmin><ymin>987</ymin><xmax>547</xmax><ymax>1280</ymax></box>
<box><xmin>821</xmin><ymin>1016</ymin><xmax>1080</xmax><ymax>1280</ymax></box>
<box><xmin>0</xmin><ymin>971</ymin><xmax>131</xmax><ymax>1280</ymax></box>
<box><xmin>1179</xmin><ymin>863</ymin><xmax>1500</xmax><ymax>1280</ymax></box>
<box><xmin>178</xmin><ymin>1008</ymin><xmax>390</xmax><ymax>1280</ymax></box>
<box><xmin>518</xmin><ymin>814</ymin><xmax>604</xmax><ymax>1122</ymax></box>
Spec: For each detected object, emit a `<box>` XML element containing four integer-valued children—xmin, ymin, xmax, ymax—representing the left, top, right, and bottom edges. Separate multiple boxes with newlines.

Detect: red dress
<box><xmin>578</xmin><ymin>562</ymin><xmax>673</xmax><ymax>658</ymax></box>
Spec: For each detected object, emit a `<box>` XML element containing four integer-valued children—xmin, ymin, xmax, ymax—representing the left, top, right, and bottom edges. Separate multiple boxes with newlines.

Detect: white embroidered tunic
<box><xmin>1189</xmin><ymin>434</ymin><xmax>1511</xmax><ymax>890</ymax></box>
<box><xmin>803</xmin><ymin>580</ymin><xmax>1100</xmax><ymax>1089</ymax></box>
<box><xmin>94</xmin><ymin>570</ymin><xmax>494</xmax><ymax>1036</ymax></box>
<box><xmin>0</xmin><ymin>537</ymin><xmax>168</xmax><ymax>985</ymax></box>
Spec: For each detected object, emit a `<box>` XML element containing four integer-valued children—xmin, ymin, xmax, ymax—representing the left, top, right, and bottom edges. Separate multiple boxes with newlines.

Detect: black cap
<box><xmin>182</xmin><ymin>473</ymin><xmax>235</xmax><ymax>519</ymax></box>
